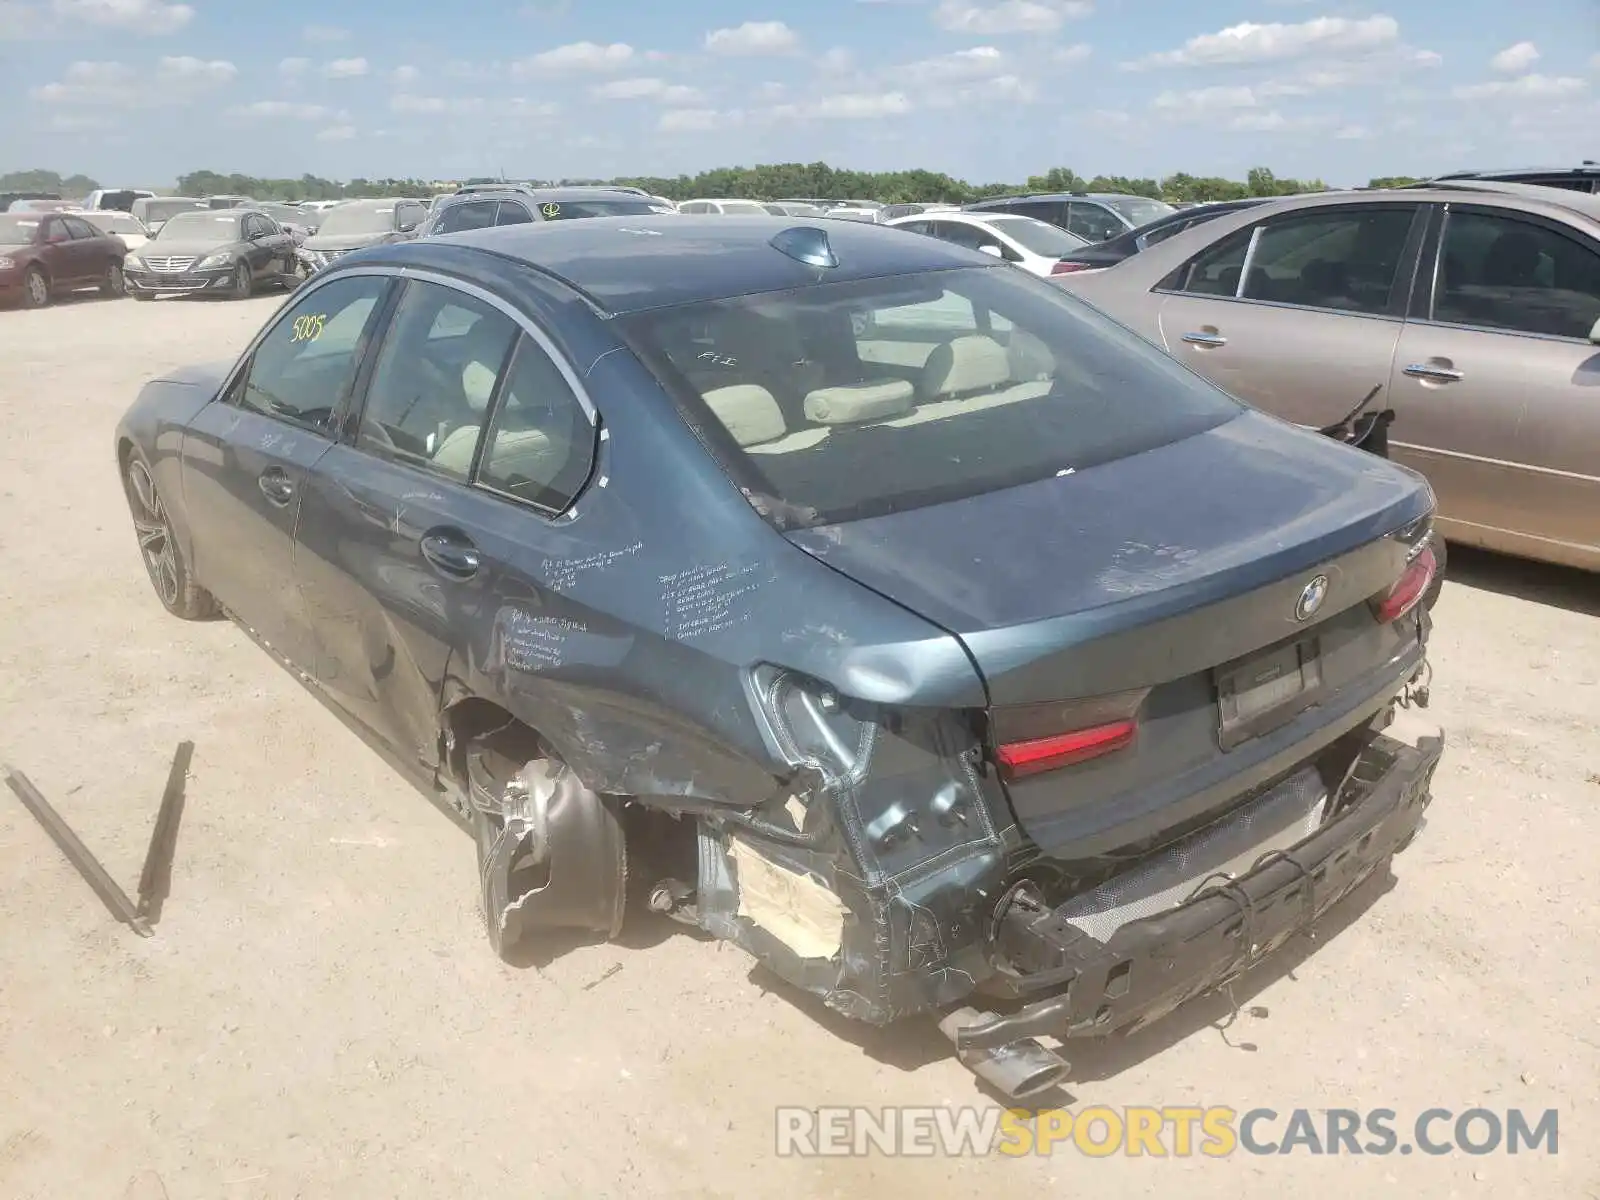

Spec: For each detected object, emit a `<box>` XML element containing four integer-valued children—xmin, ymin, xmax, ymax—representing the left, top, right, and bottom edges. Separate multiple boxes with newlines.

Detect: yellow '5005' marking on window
<box><xmin>291</xmin><ymin>313</ymin><xmax>326</xmax><ymax>342</ymax></box>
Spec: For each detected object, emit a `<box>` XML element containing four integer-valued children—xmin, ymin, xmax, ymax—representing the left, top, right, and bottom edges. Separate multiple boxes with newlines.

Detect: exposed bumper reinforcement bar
<box><xmin>952</xmin><ymin>730</ymin><xmax>1443</xmax><ymax>1066</ymax></box>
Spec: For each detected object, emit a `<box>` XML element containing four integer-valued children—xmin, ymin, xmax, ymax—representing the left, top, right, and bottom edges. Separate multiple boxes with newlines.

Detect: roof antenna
<box><xmin>769</xmin><ymin>225</ymin><xmax>838</xmax><ymax>268</ymax></box>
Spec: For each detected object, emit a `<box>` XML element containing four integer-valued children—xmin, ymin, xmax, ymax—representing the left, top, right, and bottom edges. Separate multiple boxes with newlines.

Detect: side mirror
<box><xmin>399</xmin><ymin>219</ymin><xmax>419</xmax><ymax>232</ymax></box>
<box><xmin>1590</xmin><ymin>316</ymin><xmax>1600</xmax><ymax>345</ymax></box>
<box><xmin>978</xmin><ymin>243</ymin><xmax>1003</xmax><ymax>258</ymax></box>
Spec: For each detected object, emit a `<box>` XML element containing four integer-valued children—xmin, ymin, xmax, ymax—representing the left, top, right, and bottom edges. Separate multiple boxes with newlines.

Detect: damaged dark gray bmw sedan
<box><xmin>115</xmin><ymin>215</ymin><xmax>1443</xmax><ymax>1099</ymax></box>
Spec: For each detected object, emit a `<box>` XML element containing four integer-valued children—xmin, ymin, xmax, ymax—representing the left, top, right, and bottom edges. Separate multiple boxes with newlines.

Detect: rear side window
<box><xmin>620</xmin><ymin>266</ymin><xmax>1241</xmax><ymax>528</ymax></box>
<box><xmin>355</xmin><ymin>281</ymin><xmax>519</xmax><ymax>480</ymax></box>
<box><xmin>495</xmin><ymin>202</ymin><xmax>534</xmax><ymax>225</ymax></box>
<box><xmin>1065</xmin><ymin>202</ymin><xmax>1125</xmax><ymax>242</ymax></box>
<box><xmin>1433</xmin><ymin>210</ymin><xmax>1600</xmax><ymax>340</ymax></box>
<box><xmin>1170</xmin><ymin>206</ymin><xmax>1416</xmax><ymax>314</ymax></box>
<box><xmin>476</xmin><ymin>337</ymin><xmax>596</xmax><ymax>513</ymax></box>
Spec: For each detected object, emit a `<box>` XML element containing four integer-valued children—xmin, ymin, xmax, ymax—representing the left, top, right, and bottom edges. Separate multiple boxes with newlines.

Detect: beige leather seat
<box><xmin>918</xmin><ymin>334</ymin><xmax>1011</xmax><ymax>402</ymax></box>
<box><xmin>704</xmin><ymin>384</ymin><xmax>787</xmax><ymax>447</ymax></box>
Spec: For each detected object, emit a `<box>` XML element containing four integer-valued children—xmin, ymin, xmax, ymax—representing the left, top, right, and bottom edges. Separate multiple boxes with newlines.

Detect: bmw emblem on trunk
<box><xmin>1295</xmin><ymin>574</ymin><xmax>1330</xmax><ymax>621</ymax></box>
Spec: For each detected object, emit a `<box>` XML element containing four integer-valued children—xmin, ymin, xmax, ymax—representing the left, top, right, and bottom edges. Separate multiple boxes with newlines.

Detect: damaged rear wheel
<box><xmin>464</xmin><ymin>725</ymin><xmax>628</xmax><ymax>960</ymax></box>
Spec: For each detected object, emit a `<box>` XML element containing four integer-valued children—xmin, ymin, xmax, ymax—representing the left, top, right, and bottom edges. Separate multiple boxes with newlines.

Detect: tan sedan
<box><xmin>1056</xmin><ymin>182</ymin><xmax>1600</xmax><ymax>571</ymax></box>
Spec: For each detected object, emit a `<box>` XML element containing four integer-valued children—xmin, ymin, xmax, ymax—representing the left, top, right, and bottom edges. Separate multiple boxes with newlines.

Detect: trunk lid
<box><xmin>787</xmin><ymin>411</ymin><xmax>1433</xmax><ymax>856</ymax></box>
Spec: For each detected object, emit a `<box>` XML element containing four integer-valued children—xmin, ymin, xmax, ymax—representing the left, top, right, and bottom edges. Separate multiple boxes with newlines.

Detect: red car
<box><xmin>0</xmin><ymin>212</ymin><xmax>127</xmax><ymax>309</ymax></box>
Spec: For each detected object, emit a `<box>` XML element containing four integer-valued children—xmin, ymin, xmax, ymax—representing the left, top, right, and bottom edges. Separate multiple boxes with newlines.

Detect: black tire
<box><xmin>22</xmin><ymin>266</ymin><xmax>49</xmax><ymax>309</ymax></box>
<box><xmin>122</xmin><ymin>454</ymin><xmax>218</xmax><ymax>621</ymax></box>
<box><xmin>229</xmin><ymin>261</ymin><xmax>252</xmax><ymax>300</ymax></box>
<box><xmin>100</xmin><ymin>261</ymin><xmax>126</xmax><ymax>298</ymax></box>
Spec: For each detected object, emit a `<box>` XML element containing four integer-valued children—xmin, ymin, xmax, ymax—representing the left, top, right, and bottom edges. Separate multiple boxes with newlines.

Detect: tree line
<box><xmin>4</xmin><ymin>164</ymin><xmax>1427</xmax><ymax>206</ymax></box>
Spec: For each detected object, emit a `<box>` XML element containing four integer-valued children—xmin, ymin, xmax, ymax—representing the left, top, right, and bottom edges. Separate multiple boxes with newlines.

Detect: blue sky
<box><xmin>3</xmin><ymin>0</ymin><xmax>1596</xmax><ymax>187</ymax></box>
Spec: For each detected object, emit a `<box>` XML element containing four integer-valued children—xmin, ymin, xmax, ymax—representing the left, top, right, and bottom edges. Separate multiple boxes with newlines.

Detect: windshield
<box><xmin>984</xmin><ymin>215</ymin><xmax>1088</xmax><ymax>256</ymax></box>
<box><xmin>620</xmin><ymin>266</ymin><xmax>1241</xmax><ymax>528</ymax></box>
<box><xmin>155</xmin><ymin>212</ymin><xmax>243</xmax><ymax>241</ymax></box>
<box><xmin>0</xmin><ymin>216</ymin><xmax>40</xmax><ymax>245</ymax></box>
<box><xmin>541</xmin><ymin>198</ymin><xmax>667</xmax><ymax>218</ymax></box>
<box><xmin>317</xmin><ymin>205</ymin><xmax>397</xmax><ymax>235</ymax></box>
<box><xmin>139</xmin><ymin>199</ymin><xmax>206</xmax><ymax>223</ymax></box>
<box><xmin>85</xmin><ymin>212</ymin><xmax>143</xmax><ymax>234</ymax></box>
<box><xmin>258</xmin><ymin>205</ymin><xmax>304</xmax><ymax>224</ymax></box>
<box><xmin>1103</xmin><ymin>197</ymin><xmax>1177</xmax><ymax>227</ymax></box>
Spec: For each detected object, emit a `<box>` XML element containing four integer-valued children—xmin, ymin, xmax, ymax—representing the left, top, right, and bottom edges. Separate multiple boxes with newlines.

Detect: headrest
<box><xmin>704</xmin><ymin>384</ymin><xmax>787</xmax><ymax>447</ymax></box>
<box><xmin>803</xmin><ymin>380</ymin><xmax>914</xmax><ymax>425</ymax></box>
<box><xmin>462</xmin><ymin>359</ymin><xmax>498</xmax><ymax>412</ymax></box>
<box><xmin>1007</xmin><ymin>329</ymin><xmax>1056</xmax><ymax>382</ymax></box>
<box><xmin>919</xmin><ymin>335</ymin><xmax>1010</xmax><ymax>401</ymax></box>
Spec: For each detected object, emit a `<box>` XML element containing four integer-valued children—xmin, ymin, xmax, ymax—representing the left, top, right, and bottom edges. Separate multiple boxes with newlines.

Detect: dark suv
<box><xmin>1429</xmin><ymin>164</ymin><xmax>1600</xmax><ymax>194</ymax></box>
<box><xmin>966</xmin><ymin>192</ymin><xmax>1177</xmax><ymax>242</ymax></box>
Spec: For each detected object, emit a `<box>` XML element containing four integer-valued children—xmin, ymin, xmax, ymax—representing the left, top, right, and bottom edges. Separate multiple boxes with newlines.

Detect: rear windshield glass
<box><xmin>985</xmin><ymin>215</ymin><xmax>1088</xmax><ymax>256</ymax></box>
<box><xmin>0</xmin><ymin>216</ymin><xmax>40</xmax><ymax>245</ymax></box>
<box><xmin>620</xmin><ymin>266</ymin><xmax>1242</xmax><ymax>528</ymax></box>
<box><xmin>318</xmin><ymin>205</ymin><xmax>395</xmax><ymax>236</ymax></box>
<box><xmin>138</xmin><ymin>199</ymin><xmax>206</xmax><ymax>223</ymax></box>
<box><xmin>1104</xmin><ymin>197</ymin><xmax>1177</xmax><ymax>227</ymax></box>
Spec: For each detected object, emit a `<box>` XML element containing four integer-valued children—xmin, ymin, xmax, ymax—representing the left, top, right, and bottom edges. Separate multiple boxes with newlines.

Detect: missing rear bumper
<box><xmin>955</xmin><ymin>728</ymin><xmax>1443</xmax><ymax>1055</ymax></box>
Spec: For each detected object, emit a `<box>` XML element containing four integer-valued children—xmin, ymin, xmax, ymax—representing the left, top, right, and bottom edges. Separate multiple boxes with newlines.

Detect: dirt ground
<box><xmin>1</xmin><ymin>293</ymin><xmax>1597</xmax><ymax>1200</ymax></box>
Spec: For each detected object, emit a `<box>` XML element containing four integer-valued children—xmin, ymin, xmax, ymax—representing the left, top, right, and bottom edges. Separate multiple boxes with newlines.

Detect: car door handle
<box><xmin>419</xmin><ymin>530</ymin><xmax>481</xmax><ymax>579</ymax></box>
<box><xmin>1403</xmin><ymin>363</ymin><xmax>1463</xmax><ymax>383</ymax></box>
<box><xmin>1182</xmin><ymin>331</ymin><xmax>1227</xmax><ymax>347</ymax></box>
<box><xmin>258</xmin><ymin>468</ymin><xmax>295</xmax><ymax>507</ymax></box>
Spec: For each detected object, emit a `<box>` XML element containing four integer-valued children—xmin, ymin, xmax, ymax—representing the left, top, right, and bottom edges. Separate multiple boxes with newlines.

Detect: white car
<box><xmin>676</xmin><ymin>198</ymin><xmax>771</xmax><ymax>215</ymax></box>
<box><xmin>884</xmin><ymin>210</ymin><xmax>1092</xmax><ymax>277</ymax></box>
<box><xmin>80</xmin><ymin>209</ymin><xmax>152</xmax><ymax>251</ymax></box>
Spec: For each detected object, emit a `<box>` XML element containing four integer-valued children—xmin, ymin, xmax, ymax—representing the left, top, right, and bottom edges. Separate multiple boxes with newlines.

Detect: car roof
<box><xmin>1434</xmin><ymin>164</ymin><xmax>1600</xmax><ymax>179</ymax></box>
<box><xmin>439</xmin><ymin>186</ymin><xmax>642</xmax><ymax>206</ymax></box>
<box><xmin>420</xmin><ymin>214</ymin><xmax>995</xmax><ymax>314</ymax></box>
<box><xmin>1395</xmin><ymin>178</ymin><xmax>1600</xmax><ymax>220</ymax></box>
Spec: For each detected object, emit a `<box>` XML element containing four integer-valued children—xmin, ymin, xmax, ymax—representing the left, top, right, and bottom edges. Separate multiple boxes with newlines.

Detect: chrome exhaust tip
<box><xmin>939</xmin><ymin>1006</ymin><xmax>1071</xmax><ymax>1101</ymax></box>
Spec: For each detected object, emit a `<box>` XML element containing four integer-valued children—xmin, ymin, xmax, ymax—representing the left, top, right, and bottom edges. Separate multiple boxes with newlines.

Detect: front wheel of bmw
<box><xmin>122</xmin><ymin>454</ymin><xmax>219</xmax><ymax>621</ymax></box>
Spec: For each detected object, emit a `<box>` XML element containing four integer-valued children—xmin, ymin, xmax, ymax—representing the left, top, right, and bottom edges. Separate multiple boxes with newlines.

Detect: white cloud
<box><xmin>817</xmin><ymin>46</ymin><xmax>854</xmax><ymax>73</ymax></box>
<box><xmin>316</xmin><ymin>124</ymin><xmax>357</xmax><ymax>141</ymax></box>
<box><xmin>302</xmin><ymin>23</ymin><xmax>348</xmax><ymax>42</ymax></box>
<box><xmin>1453</xmin><ymin>73</ymin><xmax>1586</xmax><ymax>100</ymax></box>
<box><xmin>1153</xmin><ymin>84</ymin><xmax>1261</xmax><ymax>111</ymax></box>
<box><xmin>1053</xmin><ymin>43</ymin><xmax>1091</xmax><ymax>64</ymax></box>
<box><xmin>50</xmin><ymin>0</ymin><xmax>192</xmax><ymax>34</ymax></box>
<box><xmin>515</xmin><ymin>41</ymin><xmax>633</xmax><ymax>73</ymax></box>
<box><xmin>894</xmin><ymin>45</ymin><xmax>1008</xmax><ymax>83</ymax></box>
<box><xmin>230</xmin><ymin>100</ymin><xmax>332</xmax><ymax>120</ymax></box>
<box><xmin>1130</xmin><ymin>15</ymin><xmax>1399</xmax><ymax>68</ymax></box>
<box><xmin>323</xmin><ymin>57</ymin><xmax>368</xmax><ymax>78</ymax></box>
<box><xmin>48</xmin><ymin>112</ymin><xmax>114</xmax><ymax>131</ymax></box>
<box><xmin>1489</xmin><ymin>41</ymin><xmax>1538</xmax><ymax>73</ymax></box>
<box><xmin>1229</xmin><ymin>110</ymin><xmax>1289</xmax><ymax>131</ymax></box>
<box><xmin>704</xmin><ymin>20</ymin><xmax>799</xmax><ymax>54</ymax></box>
<box><xmin>279</xmin><ymin>57</ymin><xmax>310</xmax><ymax>75</ymax></box>
<box><xmin>769</xmin><ymin>91</ymin><xmax>913</xmax><ymax>119</ymax></box>
<box><xmin>391</xmin><ymin>93</ymin><xmax>485</xmax><ymax>114</ymax></box>
<box><xmin>392</xmin><ymin>64</ymin><xmax>420</xmax><ymax>85</ymax></box>
<box><xmin>933</xmin><ymin>0</ymin><xmax>1091</xmax><ymax>35</ymax></box>
<box><xmin>1335</xmin><ymin>124</ymin><xmax>1370</xmax><ymax>139</ymax></box>
<box><xmin>31</xmin><ymin>54</ymin><xmax>233</xmax><ymax>105</ymax></box>
<box><xmin>591</xmin><ymin>76</ymin><xmax>703</xmax><ymax>103</ymax></box>
<box><xmin>658</xmin><ymin>107</ymin><xmax>725</xmax><ymax>131</ymax></box>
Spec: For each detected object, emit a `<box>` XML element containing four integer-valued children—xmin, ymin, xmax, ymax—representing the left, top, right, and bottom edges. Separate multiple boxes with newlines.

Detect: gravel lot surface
<box><xmin>2</xmin><ymin>294</ymin><xmax>1597</xmax><ymax>1199</ymax></box>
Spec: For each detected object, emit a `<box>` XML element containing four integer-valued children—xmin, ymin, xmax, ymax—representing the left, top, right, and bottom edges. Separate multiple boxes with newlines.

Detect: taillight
<box><xmin>997</xmin><ymin>720</ymin><xmax>1137</xmax><ymax>780</ymax></box>
<box><xmin>1372</xmin><ymin>544</ymin><xmax>1437</xmax><ymax>624</ymax></box>
<box><xmin>1051</xmin><ymin>260</ymin><xmax>1091</xmax><ymax>274</ymax></box>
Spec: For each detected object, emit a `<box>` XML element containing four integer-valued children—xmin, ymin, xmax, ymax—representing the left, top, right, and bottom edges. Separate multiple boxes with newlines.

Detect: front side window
<box><xmin>436</xmin><ymin>201</ymin><xmax>496</xmax><ymax>234</ymax></box>
<box><xmin>476</xmin><ymin>337</ymin><xmax>596</xmax><ymax>512</ymax></box>
<box><xmin>235</xmin><ymin>275</ymin><xmax>391</xmax><ymax>432</ymax></box>
<box><xmin>1433</xmin><ymin>209</ymin><xmax>1600</xmax><ymax>340</ymax></box>
<box><xmin>621</xmin><ymin>266</ymin><xmax>1241</xmax><ymax>528</ymax></box>
<box><xmin>355</xmin><ymin>281</ymin><xmax>519</xmax><ymax>480</ymax></box>
<box><xmin>63</xmin><ymin>215</ymin><xmax>100</xmax><ymax>239</ymax></box>
<box><xmin>1065</xmin><ymin>202</ymin><xmax>1125</xmax><ymax>242</ymax></box>
<box><xmin>494</xmin><ymin>201</ymin><xmax>533</xmax><ymax>226</ymax></box>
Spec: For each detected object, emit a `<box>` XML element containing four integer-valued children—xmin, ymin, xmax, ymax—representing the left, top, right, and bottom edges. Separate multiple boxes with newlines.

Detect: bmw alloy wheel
<box><xmin>126</xmin><ymin>459</ymin><xmax>179</xmax><ymax>607</ymax></box>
